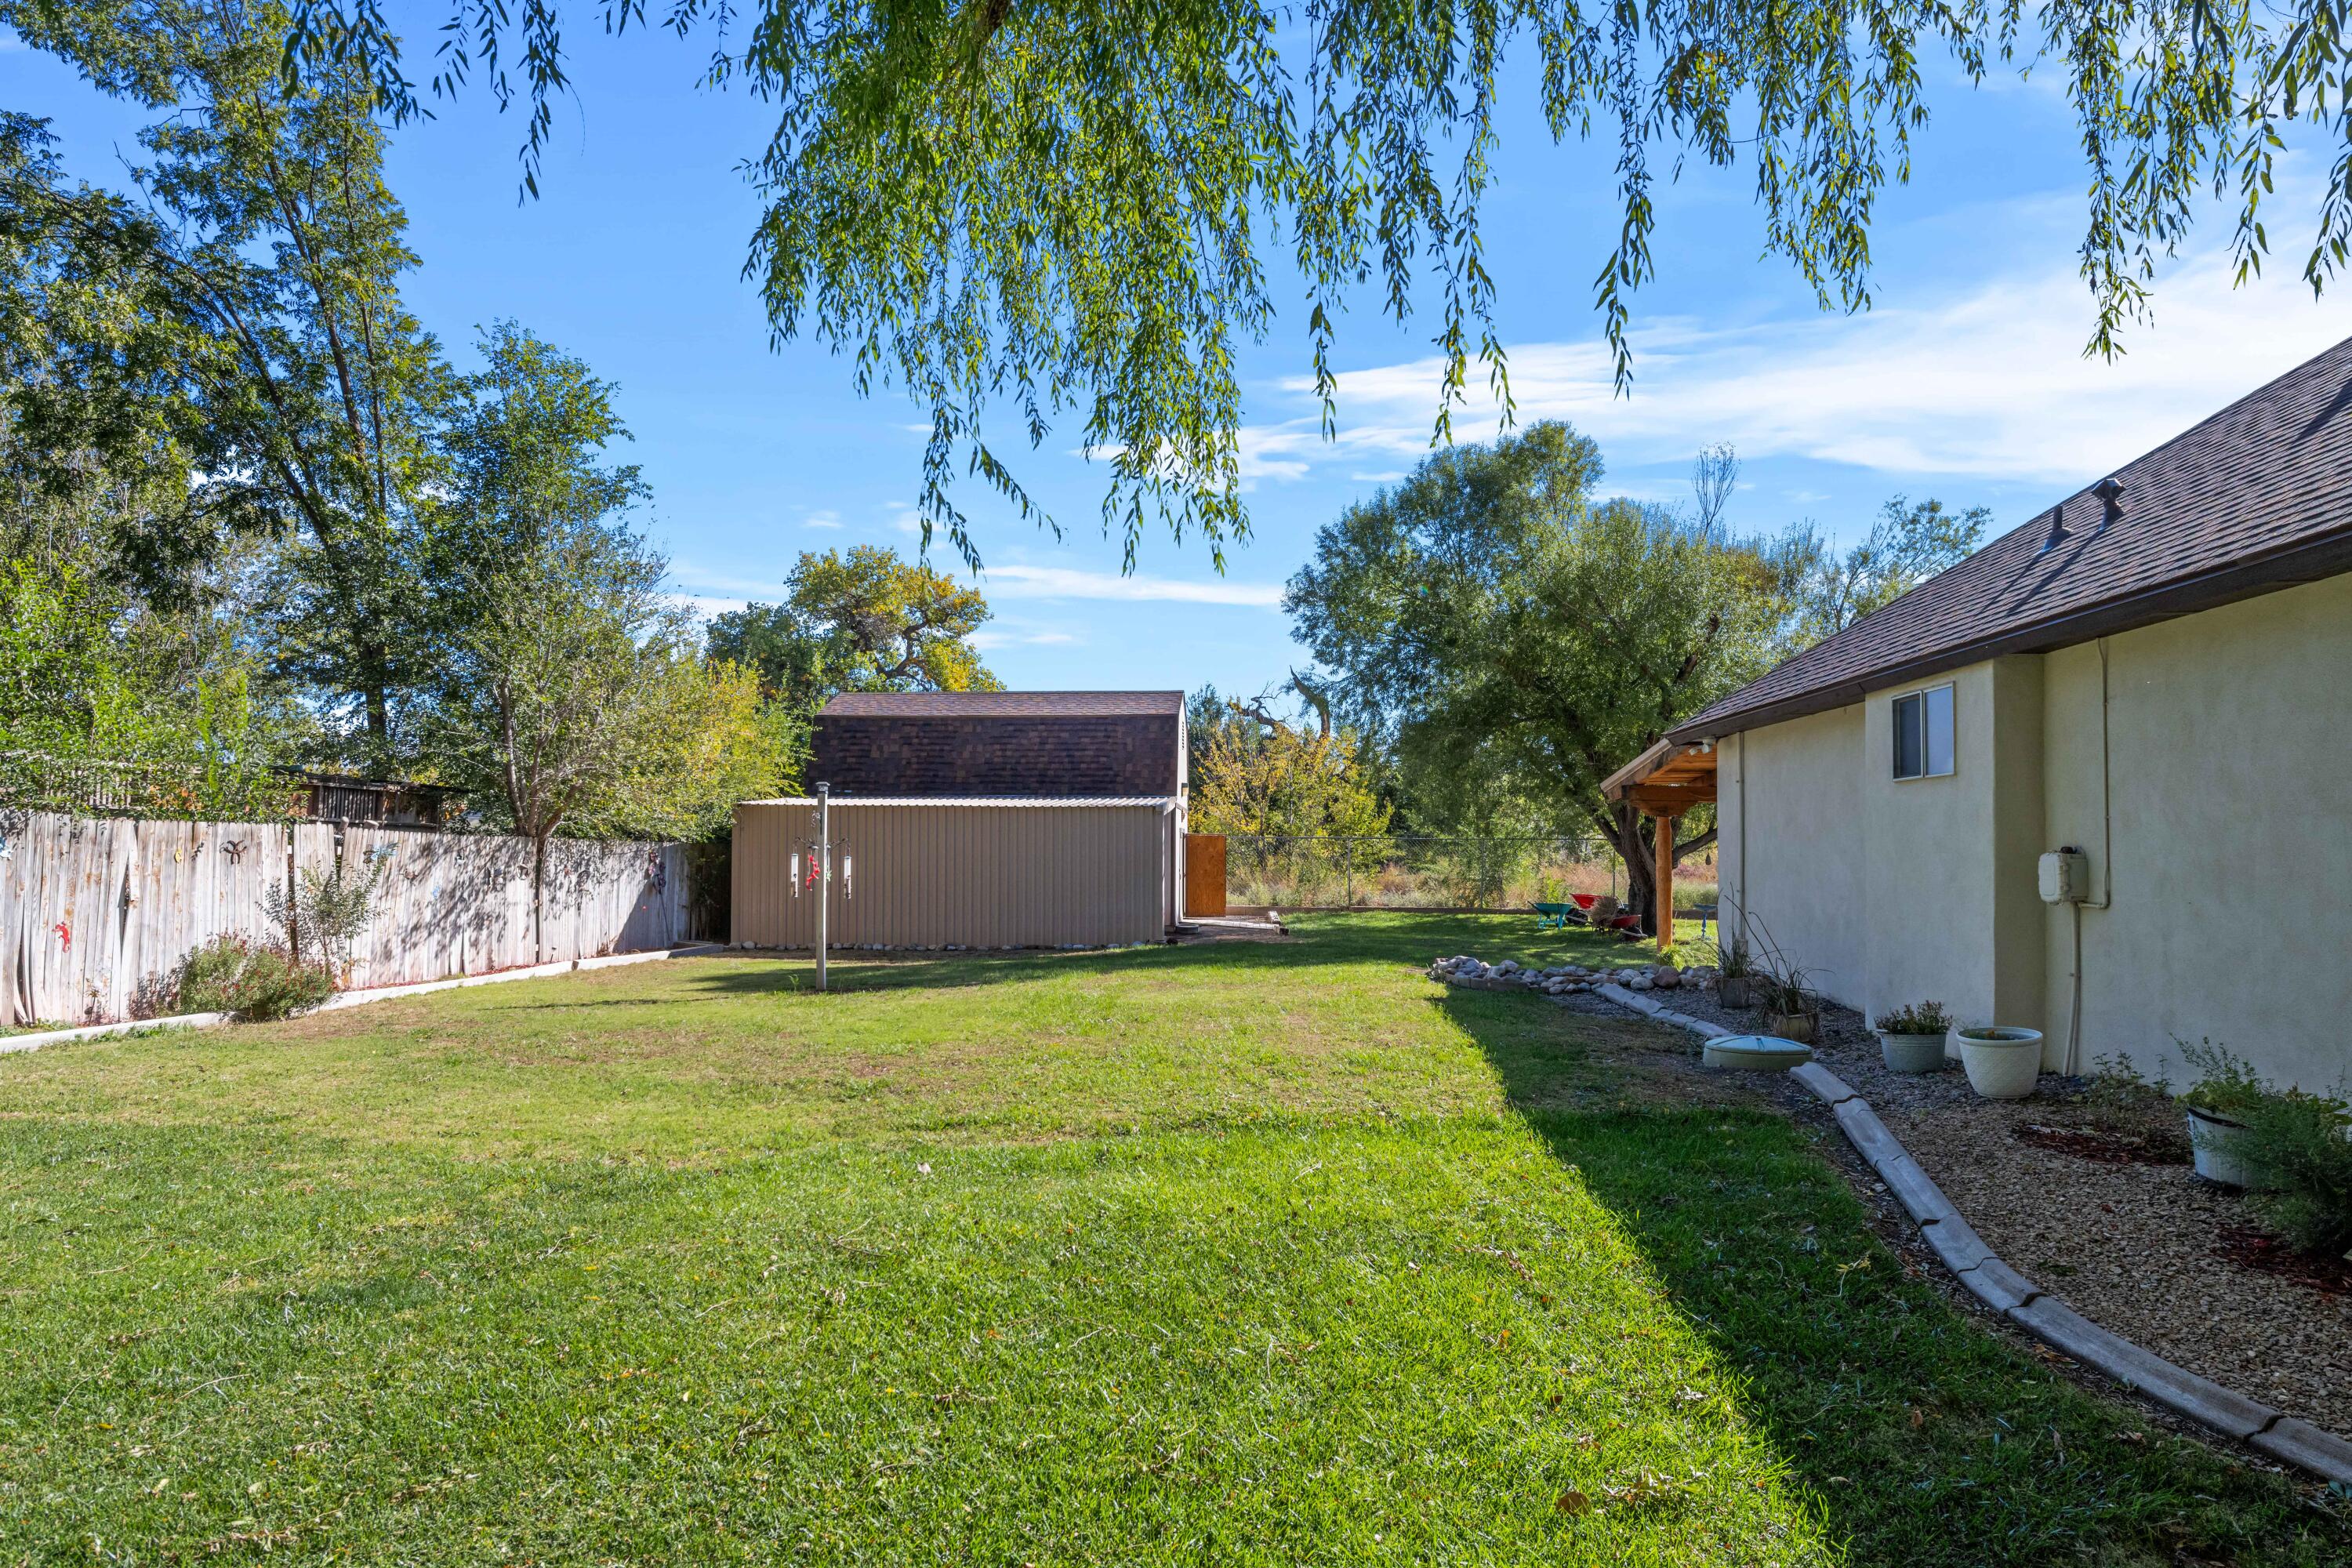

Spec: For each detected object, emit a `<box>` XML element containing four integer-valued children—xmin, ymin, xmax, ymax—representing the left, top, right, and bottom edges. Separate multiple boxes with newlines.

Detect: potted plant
<box><xmin>1758</xmin><ymin>965</ymin><xmax>1820</xmax><ymax>1044</ymax></box>
<box><xmin>1951</xmin><ymin>1024</ymin><xmax>2045</xmax><ymax>1099</ymax></box>
<box><xmin>2178</xmin><ymin>1038</ymin><xmax>2270</xmax><ymax>1189</ymax></box>
<box><xmin>1715</xmin><ymin>938</ymin><xmax>1756</xmax><ymax>1007</ymax></box>
<box><xmin>1873</xmin><ymin>1000</ymin><xmax>1953</xmax><ymax>1073</ymax></box>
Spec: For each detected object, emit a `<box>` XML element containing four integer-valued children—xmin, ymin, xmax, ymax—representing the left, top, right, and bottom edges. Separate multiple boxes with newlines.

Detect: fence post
<box><xmin>815</xmin><ymin>782</ymin><xmax>829</xmax><ymax>994</ymax></box>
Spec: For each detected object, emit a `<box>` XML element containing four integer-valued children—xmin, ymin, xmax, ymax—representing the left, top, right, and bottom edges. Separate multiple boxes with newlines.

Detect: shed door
<box><xmin>1182</xmin><ymin>834</ymin><xmax>1227</xmax><ymax>918</ymax></box>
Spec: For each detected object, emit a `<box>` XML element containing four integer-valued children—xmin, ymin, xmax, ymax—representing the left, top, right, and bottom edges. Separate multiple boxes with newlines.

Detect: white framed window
<box><xmin>1892</xmin><ymin>683</ymin><xmax>1955</xmax><ymax>780</ymax></box>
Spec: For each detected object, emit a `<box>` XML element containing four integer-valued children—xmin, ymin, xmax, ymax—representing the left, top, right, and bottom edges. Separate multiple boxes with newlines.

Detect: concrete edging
<box><xmin>1591</xmin><ymin>990</ymin><xmax>2352</xmax><ymax>1484</ymax></box>
<box><xmin>3</xmin><ymin>944</ymin><xmax>724</xmax><ymax>1054</ymax></box>
<box><xmin>0</xmin><ymin>1011</ymin><xmax>230</xmax><ymax>1056</ymax></box>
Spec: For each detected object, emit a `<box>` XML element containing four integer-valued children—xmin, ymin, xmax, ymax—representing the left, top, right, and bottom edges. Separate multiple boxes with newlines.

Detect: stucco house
<box><xmin>1611</xmin><ymin>338</ymin><xmax>2352</xmax><ymax>1091</ymax></box>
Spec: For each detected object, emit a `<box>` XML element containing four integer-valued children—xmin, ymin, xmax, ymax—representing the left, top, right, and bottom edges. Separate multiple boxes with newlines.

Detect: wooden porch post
<box><xmin>1653</xmin><ymin>812</ymin><xmax>1677</xmax><ymax>954</ymax></box>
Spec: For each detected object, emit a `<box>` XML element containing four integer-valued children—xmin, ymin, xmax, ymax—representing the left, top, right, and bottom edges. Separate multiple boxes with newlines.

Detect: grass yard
<box><xmin>2</xmin><ymin>916</ymin><xmax>2343</xmax><ymax>1565</ymax></box>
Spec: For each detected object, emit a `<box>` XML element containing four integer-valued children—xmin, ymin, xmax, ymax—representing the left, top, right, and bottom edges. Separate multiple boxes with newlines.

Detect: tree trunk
<box><xmin>532</xmin><ymin>831</ymin><xmax>546</xmax><ymax>966</ymax></box>
<box><xmin>1608</xmin><ymin>802</ymin><xmax>1661</xmax><ymax>935</ymax></box>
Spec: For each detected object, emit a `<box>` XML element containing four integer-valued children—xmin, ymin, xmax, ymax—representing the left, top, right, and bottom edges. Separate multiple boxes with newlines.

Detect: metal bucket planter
<box><xmin>1764</xmin><ymin>1010</ymin><xmax>1817</xmax><ymax>1044</ymax></box>
<box><xmin>1717</xmin><ymin>975</ymin><xmax>1757</xmax><ymax>1007</ymax></box>
<box><xmin>2185</xmin><ymin>1105</ymin><xmax>2256</xmax><ymax>1189</ymax></box>
<box><xmin>1953</xmin><ymin>1026</ymin><xmax>2044</xmax><ymax>1099</ymax></box>
<box><xmin>1877</xmin><ymin>1029</ymin><xmax>1948</xmax><ymax>1074</ymax></box>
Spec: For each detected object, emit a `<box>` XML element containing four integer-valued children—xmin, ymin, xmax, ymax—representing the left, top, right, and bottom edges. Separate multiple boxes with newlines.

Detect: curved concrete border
<box><xmin>1</xmin><ymin>1011</ymin><xmax>229</xmax><ymax>1056</ymax></box>
<box><xmin>1</xmin><ymin>944</ymin><xmax>723</xmax><ymax>1058</ymax></box>
<box><xmin>1592</xmin><ymin>982</ymin><xmax>2352</xmax><ymax>1484</ymax></box>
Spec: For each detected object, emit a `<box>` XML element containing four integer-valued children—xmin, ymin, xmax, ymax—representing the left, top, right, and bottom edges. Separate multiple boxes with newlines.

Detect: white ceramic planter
<box><xmin>2185</xmin><ymin>1105</ymin><xmax>2255</xmax><ymax>1188</ymax></box>
<box><xmin>1953</xmin><ymin>1026</ymin><xmax>2045</xmax><ymax>1099</ymax></box>
<box><xmin>1877</xmin><ymin>1029</ymin><xmax>1947</xmax><ymax>1074</ymax></box>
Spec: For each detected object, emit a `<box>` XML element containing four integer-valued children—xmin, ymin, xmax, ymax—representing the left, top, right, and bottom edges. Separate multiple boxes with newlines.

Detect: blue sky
<box><xmin>13</xmin><ymin>27</ymin><xmax>2352</xmax><ymax>702</ymax></box>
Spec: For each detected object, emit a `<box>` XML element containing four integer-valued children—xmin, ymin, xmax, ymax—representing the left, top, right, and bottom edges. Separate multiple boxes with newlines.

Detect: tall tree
<box><xmin>2</xmin><ymin>2</ymin><xmax>448</xmax><ymax>757</ymax></box>
<box><xmin>292</xmin><ymin>1</ymin><xmax>2352</xmax><ymax>564</ymax></box>
<box><xmin>1287</xmin><ymin>423</ymin><xmax>1798</xmax><ymax>931</ymax></box>
<box><xmin>706</xmin><ymin>546</ymin><xmax>1000</xmax><ymax>710</ymax></box>
<box><xmin>1189</xmin><ymin>696</ymin><xmax>1390</xmax><ymax>841</ymax></box>
<box><xmin>1784</xmin><ymin>495</ymin><xmax>1991</xmax><ymax>641</ymax></box>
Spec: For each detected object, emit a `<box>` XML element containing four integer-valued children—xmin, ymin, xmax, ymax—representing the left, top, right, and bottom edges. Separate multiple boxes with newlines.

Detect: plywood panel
<box><xmin>1183</xmin><ymin>834</ymin><xmax>1227</xmax><ymax>918</ymax></box>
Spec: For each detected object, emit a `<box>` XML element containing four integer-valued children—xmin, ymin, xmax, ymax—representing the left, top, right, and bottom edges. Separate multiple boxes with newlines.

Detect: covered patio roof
<box><xmin>1599</xmin><ymin>739</ymin><xmax>1718</xmax><ymax>817</ymax></box>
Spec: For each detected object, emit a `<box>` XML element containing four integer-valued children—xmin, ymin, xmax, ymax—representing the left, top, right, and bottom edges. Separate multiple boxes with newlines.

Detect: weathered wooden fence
<box><xmin>0</xmin><ymin>810</ymin><xmax>691</xmax><ymax>1027</ymax></box>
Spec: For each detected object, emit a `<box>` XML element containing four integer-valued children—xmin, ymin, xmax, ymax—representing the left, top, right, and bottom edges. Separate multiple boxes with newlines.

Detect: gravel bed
<box><xmin>1657</xmin><ymin>983</ymin><xmax>2352</xmax><ymax>1439</ymax></box>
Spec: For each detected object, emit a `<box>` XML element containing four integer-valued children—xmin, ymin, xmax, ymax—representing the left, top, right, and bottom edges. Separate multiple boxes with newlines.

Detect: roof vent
<box><xmin>2038</xmin><ymin>506</ymin><xmax>2068</xmax><ymax>555</ymax></box>
<box><xmin>2092</xmin><ymin>476</ymin><xmax>2123</xmax><ymax>532</ymax></box>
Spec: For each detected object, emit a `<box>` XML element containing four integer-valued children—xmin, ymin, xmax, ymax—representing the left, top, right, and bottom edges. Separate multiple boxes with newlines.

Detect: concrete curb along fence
<box><xmin>0</xmin><ymin>944</ymin><xmax>723</xmax><ymax>1058</ymax></box>
<box><xmin>1591</xmin><ymin>982</ymin><xmax>2352</xmax><ymax>1486</ymax></box>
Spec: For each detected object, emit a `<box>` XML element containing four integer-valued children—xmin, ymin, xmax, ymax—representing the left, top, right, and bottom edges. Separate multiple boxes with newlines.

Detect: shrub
<box><xmin>264</xmin><ymin>853</ymin><xmax>387</xmax><ymax>982</ymax></box>
<box><xmin>2177</xmin><ymin>1037</ymin><xmax>2270</xmax><ymax>1121</ymax></box>
<box><xmin>1873</xmin><ymin>1000</ymin><xmax>1952</xmax><ymax>1035</ymax></box>
<box><xmin>175</xmin><ymin>935</ymin><xmax>332</xmax><ymax>1022</ymax></box>
<box><xmin>2241</xmin><ymin>1091</ymin><xmax>2352</xmax><ymax>1258</ymax></box>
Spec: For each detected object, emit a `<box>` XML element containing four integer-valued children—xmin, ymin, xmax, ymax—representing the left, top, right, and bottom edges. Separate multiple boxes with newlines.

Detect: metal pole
<box><xmin>815</xmin><ymin>782</ymin><xmax>829</xmax><ymax>993</ymax></box>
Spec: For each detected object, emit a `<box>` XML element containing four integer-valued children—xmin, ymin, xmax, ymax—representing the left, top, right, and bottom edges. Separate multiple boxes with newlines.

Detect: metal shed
<box><xmin>733</xmin><ymin>796</ymin><xmax>1182</xmax><ymax>949</ymax></box>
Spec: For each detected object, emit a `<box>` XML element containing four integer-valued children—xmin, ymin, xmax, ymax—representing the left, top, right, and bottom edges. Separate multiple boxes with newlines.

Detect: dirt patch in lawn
<box><xmin>1654</xmin><ymin>982</ymin><xmax>2352</xmax><ymax>1444</ymax></box>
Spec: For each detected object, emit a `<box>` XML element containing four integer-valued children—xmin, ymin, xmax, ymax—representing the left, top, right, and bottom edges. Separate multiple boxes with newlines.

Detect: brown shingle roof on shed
<box><xmin>1672</xmin><ymin>335</ymin><xmax>2352</xmax><ymax>742</ymax></box>
<box><xmin>811</xmin><ymin>691</ymin><xmax>1185</xmax><ymax>797</ymax></box>
<box><xmin>819</xmin><ymin>691</ymin><xmax>1182</xmax><ymax>717</ymax></box>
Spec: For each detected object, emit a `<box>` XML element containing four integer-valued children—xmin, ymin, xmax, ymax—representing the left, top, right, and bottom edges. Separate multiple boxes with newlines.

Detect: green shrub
<box><xmin>174</xmin><ymin>935</ymin><xmax>332</xmax><ymax>1022</ymax></box>
<box><xmin>2241</xmin><ymin>1091</ymin><xmax>2352</xmax><ymax>1258</ymax></box>
<box><xmin>1872</xmin><ymin>1000</ymin><xmax>1952</xmax><ymax>1035</ymax></box>
<box><xmin>2177</xmin><ymin>1037</ymin><xmax>2269</xmax><ymax>1120</ymax></box>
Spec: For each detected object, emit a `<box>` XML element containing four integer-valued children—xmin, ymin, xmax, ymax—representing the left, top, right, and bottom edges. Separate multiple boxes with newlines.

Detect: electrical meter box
<box><xmin>2038</xmin><ymin>849</ymin><xmax>2089</xmax><ymax>904</ymax></box>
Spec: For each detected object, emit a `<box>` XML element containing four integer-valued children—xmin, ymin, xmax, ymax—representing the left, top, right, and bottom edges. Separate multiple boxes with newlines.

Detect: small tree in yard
<box><xmin>421</xmin><ymin>324</ymin><xmax>793</xmax><ymax>957</ymax></box>
<box><xmin>432</xmin><ymin>523</ymin><xmax>782</xmax><ymax>959</ymax></box>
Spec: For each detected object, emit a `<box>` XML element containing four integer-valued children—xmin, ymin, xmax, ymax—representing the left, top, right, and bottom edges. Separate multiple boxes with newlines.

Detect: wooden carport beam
<box><xmin>1652</xmin><ymin>811</ymin><xmax>1678</xmax><ymax>954</ymax></box>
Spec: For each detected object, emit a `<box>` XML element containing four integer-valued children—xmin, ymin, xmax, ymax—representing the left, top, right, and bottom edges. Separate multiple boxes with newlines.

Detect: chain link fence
<box><xmin>1220</xmin><ymin>833</ymin><xmax>1720</xmax><ymax>913</ymax></box>
<box><xmin>1221</xmin><ymin>833</ymin><xmax>1722</xmax><ymax>913</ymax></box>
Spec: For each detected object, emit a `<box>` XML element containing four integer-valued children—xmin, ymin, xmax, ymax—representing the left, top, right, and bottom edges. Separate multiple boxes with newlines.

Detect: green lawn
<box><xmin>1</xmin><ymin>915</ymin><xmax>2341</xmax><ymax>1564</ymax></box>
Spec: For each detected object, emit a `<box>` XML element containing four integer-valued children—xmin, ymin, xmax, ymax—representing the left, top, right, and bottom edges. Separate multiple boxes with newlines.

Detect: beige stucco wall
<box><xmin>733</xmin><ymin>799</ymin><xmax>1174</xmax><ymax>949</ymax></box>
<box><xmin>1725</xmin><ymin>571</ymin><xmax>2352</xmax><ymax>1091</ymax></box>
<box><xmin>2041</xmin><ymin>573</ymin><xmax>2352</xmax><ymax>1091</ymax></box>
<box><xmin>1719</xmin><ymin>702</ymin><xmax>1870</xmax><ymax>1004</ymax></box>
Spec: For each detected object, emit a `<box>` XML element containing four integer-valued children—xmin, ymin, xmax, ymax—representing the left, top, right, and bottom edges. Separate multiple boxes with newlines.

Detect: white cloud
<box><xmin>969</xmin><ymin>628</ymin><xmax>1082</xmax><ymax>650</ymax></box>
<box><xmin>982</xmin><ymin>563</ymin><xmax>1284</xmax><ymax>607</ymax></box>
<box><xmin>672</xmin><ymin>563</ymin><xmax>778</xmax><ymax>595</ymax></box>
<box><xmin>804</xmin><ymin>510</ymin><xmax>844</xmax><ymax>530</ymax></box>
<box><xmin>1257</xmin><ymin>221</ymin><xmax>2352</xmax><ymax>491</ymax></box>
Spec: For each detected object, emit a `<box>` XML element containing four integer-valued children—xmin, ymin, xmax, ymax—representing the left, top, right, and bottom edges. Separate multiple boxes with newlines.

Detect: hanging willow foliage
<box><xmin>281</xmin><ymin>1</ymin><xmax>2341</xmax><ymax>566</ymax></box>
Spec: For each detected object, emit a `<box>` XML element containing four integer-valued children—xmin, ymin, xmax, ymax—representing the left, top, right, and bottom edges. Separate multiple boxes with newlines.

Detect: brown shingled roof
<box><xmin>818</xmin><ymin>690</ymin><xmax>1184</xmax><ymax>717</ymax></box>
<box><xmin>1672</xmin><ymin>335</ymin><xmax>2352</xmax><ymax>741</ymax></box>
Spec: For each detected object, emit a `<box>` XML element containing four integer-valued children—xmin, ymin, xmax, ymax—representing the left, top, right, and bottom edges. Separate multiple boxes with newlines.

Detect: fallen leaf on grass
<box><xmin>1555</xmin><ymin>1490</ymin><xmax>1591</xmax><ymax>1515</ymax></box>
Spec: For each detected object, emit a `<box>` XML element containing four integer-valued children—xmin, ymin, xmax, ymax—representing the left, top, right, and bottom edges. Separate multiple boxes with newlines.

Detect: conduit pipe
<box><xmin>2063</xmin><ymin>639</ymin><xmax>2116</xmax><ymax>1076</ymax></box>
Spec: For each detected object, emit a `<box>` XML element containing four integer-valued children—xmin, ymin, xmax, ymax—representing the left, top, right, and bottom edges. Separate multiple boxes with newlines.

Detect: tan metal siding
<box><xmin>732</xmin><ymin>800</ymin><xmax>1169</xmax><ymax>948</ymax></box>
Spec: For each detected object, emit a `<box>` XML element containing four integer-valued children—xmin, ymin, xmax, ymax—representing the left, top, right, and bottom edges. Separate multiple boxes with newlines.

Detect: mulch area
<box><xmin>1645</xmin><ymin>984</ymin><xmax>2352</xmax><ymax>1442</ymax></box>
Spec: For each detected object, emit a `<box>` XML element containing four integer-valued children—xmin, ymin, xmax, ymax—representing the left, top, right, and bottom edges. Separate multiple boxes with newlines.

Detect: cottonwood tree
<box><xmin>1189</xmin><ymin>698</ymin><xmax>1391</xmax><ymax>842</ymax></box>
<box><xmin>283</xmin><ymin>0</ymin><xmax>2352</xmax><ymax>564</ymax></box>
<box><xmin>1</xmin><ymin>4</ymin><xmax>448</xmax><ymax>757</ymax></box>
<box><xmin>1287</xmin><ymin>422</ymin><xmax>1798</xmax><ymax>932</ymax></box>
<box><xmin>1784</xmin><ymin>495</ymin><xmax>1991</xmax><ymax>641</ymax></box>
<box><xmin>706</xmin><ymin>545</ymin><xmax>1001</xmax><ymax>710</ymax></box>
